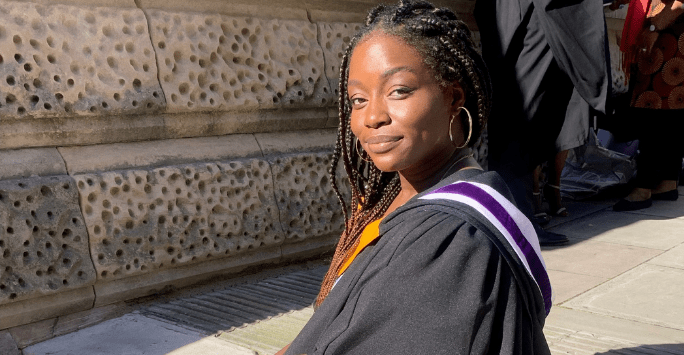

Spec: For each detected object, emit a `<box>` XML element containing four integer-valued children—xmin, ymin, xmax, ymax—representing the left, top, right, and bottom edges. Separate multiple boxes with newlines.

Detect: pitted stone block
<box><xmin>318</xmin><ymin>22</ymin><xmax>362</xmax><ymax>104</ymax></box>
<box><xmin>0</xmin><ymin>176</ymin><xmax>95</xmax><ymax>305</ymax></box>
<box><xmin>270</xmin><ymin>152</ymin><xmax>346</xmax><ymax>241</ymax></box>
<box><xmin>148</xmin><ymin>10</ymin><xmax>333</xmax><ymax>111</ymax></box>
<box><xmin>74</xmin><ymin>159</ymin><xmax>282</xmax><ymax>281</ymax></box>
<box><xmin>0</xmin><ymin>2</ymin><xmax>164</xmax><ymax>118</ymax></box>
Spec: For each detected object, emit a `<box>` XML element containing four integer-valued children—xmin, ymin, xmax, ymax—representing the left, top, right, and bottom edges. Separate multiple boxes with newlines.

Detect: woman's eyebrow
<box><xmin>348</xmin><ymin>66</ymin><xmax>416</xmax><ymax>87</ymax></box>
<box><xmin>382</xmin><ymin>66</ymin><xmax>415</xmax><ymax>78</ymax></box>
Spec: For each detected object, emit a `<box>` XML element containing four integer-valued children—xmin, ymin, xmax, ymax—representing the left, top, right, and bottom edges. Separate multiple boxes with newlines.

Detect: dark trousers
<box><xmin>630</xmin><ymin>108</ymin><xmax>684</xmax><ymax>189</ymax></box>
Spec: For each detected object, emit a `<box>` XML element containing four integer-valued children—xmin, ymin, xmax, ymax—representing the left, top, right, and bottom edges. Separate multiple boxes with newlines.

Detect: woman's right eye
<box><xmin>350</xmin><ymin>97</ymin><xmax>367</xmax><ymax>107</ymax></box>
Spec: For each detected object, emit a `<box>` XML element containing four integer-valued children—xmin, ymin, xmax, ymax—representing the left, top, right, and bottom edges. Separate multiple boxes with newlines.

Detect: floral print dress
<box><xmin>631</xmin><ymin>0</ymin><xmax>684</xmax><ymax>109</ymax></box>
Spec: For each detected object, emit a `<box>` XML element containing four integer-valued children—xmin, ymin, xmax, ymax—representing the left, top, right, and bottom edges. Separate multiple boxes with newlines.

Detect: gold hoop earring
<box><xmin>452</xmin><ymin>107</ymin><xmax>473</xmax><ymax>149</ymax></box>
<box><xmin>354</xmin><ymin>137</ymin><xmax>372</xmax><ymax>163</ymax></box>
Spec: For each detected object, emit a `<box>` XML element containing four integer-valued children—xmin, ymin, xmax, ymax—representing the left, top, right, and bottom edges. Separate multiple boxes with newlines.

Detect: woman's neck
<box><xmin>381</xmin><ymin>148</ymin><xmax>478</xmax><ymax>219</ymax></box>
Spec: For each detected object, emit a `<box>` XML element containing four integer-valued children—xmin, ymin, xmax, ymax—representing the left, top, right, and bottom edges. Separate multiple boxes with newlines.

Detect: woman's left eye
<box><xmin>389</xmin><ymin>87</ymin><xmax>414</xmax><ymax>98</ymax></box>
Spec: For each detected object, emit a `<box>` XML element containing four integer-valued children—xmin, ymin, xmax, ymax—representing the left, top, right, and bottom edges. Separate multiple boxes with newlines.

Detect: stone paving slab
<box><xmin>623</xmin><ymin>197</ymin><xmax>684</xmax><ymax>219</ymax></box>
<box><xmin>547</xmin><ymin>269</ymin><xmax>608</xmax><ymax>305</ymax></box>
<box><xmin>22</xmin><ymin>312</ymin><xmax>217</xmax><ymax>355</ymax></box>
<box><xmin>546</xmin><ymin>307</ymin><xmax>684</xmax><ymax>346</ymax></box>
<box><xmin>648</xmin><ymin>244</ymin><xmax>684</xmax><ymax>270</ymax></box>
<box><xmin>541</xmin><ymin>240</ymin><xmax>662</xmax><ymax>279</ymax></box>
<box><xmin>548</xmin><ymin>210</ymin><xmax>684</xmax><ymax>250</ymax></box>
<box><xmin>544</xmin><ymin>201</ymin><xmax>612</xmax><ymax>230</ymax></box>
<box><xmin>564</xmin><ymin>264</ymin><xmax>684</xmax><ymax>331</ymax></box>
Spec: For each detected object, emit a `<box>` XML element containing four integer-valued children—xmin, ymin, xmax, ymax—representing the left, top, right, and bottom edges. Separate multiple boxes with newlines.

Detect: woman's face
<box><xmin>348</xmin><ymin>31</ymin><xmax>465</xmax><ymax>176</ymax></box>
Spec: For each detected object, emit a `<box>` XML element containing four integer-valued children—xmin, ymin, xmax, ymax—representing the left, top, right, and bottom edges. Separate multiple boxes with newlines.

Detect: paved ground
<box><xmin>23</xmin><ymin>186</ymin><xmax>684</xmax><ymax>355</ymax></box>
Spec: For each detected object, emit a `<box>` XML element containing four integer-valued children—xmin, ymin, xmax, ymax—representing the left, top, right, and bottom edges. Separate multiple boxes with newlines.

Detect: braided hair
<box><xmin>316</xmin><ymin>0</ymin><xmax>493</xmax><ymax>307</ymax></box>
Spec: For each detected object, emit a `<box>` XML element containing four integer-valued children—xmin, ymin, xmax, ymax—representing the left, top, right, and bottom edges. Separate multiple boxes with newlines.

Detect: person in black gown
<box><xmin>278</xmin><ymin>1</ymin><xmax>552</xmax><ymax>353</ymax></box>
<box><xmin>474</xmin><ymin>0</ymin><xmax>612</xmax><ymax>245</ymax></box>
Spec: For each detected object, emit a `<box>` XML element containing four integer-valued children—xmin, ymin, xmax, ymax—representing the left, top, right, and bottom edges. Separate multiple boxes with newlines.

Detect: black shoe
<box><xmin>532</xmin><ymin>213</ymin><xmax>552</xmax><ymax>226</ymax></box>
<box><xmin>651</xmin><ymin>189</ymin><xmax>679</xmax><ymax>201</ymax></box>
<box><xmin>613</xmin><ymin>198</ymin><xmax>652</xmax><ymax>211</ymax></box>
<box><xmin>538</xmin><ymin>230</ymin><xmax>569</xmax><ymax>246</ymax></box>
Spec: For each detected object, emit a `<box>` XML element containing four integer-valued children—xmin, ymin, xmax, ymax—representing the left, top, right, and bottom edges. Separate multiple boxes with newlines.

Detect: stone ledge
<box><xmin>7</xmin><ymin>317</ymin><xmax>55</xmax><ymax>348</ymax></box>
<box><xmin>59</xmin><ymin>134</ymin><xmax>262</xmax><ymax>175</ymax></box>
<box><xmin>137</xmin><ymin>0</ymin><xmax>309</xmax><ymax>20</ymax></box>
<box><xmin>0</xmin><ymin>148</ymin><xmax>67</xmax><ymax>180</ymax></box>
<box><xmin>254</xmin><ymin>129</ymin><xmax>336</xmax><ymax>156</ymax></box>
<box><xmin>23</xmin><ymin>0</ymin><xmax>138</xmax><ymax>8</ymax></box>
<box><xmin>0</xmin><ymin>109</ymin><xmax>330</xmax><ymax>150</ymax></box>
<box><xmin>281</xmin><ymin>234</ymin><xmax>337</xmax><ymax>261</ymax></box>
<box><xmin>93</xmin><ymin>246</ymin><xmax>281</xmax><ymax>307</ymax></box>
<box><xmin>0</xmin><ymin>286</ymin><xmax>94</xmax><ymax>330</ymax></box>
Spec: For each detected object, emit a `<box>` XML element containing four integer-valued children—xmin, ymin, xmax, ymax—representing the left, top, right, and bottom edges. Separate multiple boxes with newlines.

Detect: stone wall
<box><xmin>0</xmin><ymin>0</ymin><xmax>625</xmax><ymax>349</ymax></box>
<box><xmin>0</xmin><ymin>0</ymin><xmax>421</xmax><ymax>343</ymax></box>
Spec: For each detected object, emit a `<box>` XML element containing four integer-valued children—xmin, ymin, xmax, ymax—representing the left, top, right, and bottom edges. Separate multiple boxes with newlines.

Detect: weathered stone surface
<box><xmin>0</xmin><ymin>114</ymin><xmax>169</xmax><ymax>150</ymax></box>
<box><xmin>27</xmin><ymin>0</ymin><xmax>137</xmax><ymax>8</ymax></box>
<box><xmin>0</xmin><ymin>176</ymin><xmax>96</xmax><ymax>305</ymax></box>
<box><xmin>0</xmin><ymin>148</ymin><xmax>67</xmax><ymax>180</ymax></box>
<box><xmin>59</xmin><ymin>134</ymin><xmax>262</xmax><ymax>175</ymax></box>
<box><xmin>8</xmin><ymin>317</ymin><xmax>56</xmax><ymax>348</ymax></box>
<box><xmin>281</xmin><ymin>234</ymin><xmax>338</xmax><ymax>261</ymax></box>
<box><xmin>255</xmin><ymin>129</ymin><xmax>336</xmax><ymax>156</ymax></box>
<box><xmin>270</xmin><ymin>152</ymin><xmax>346</xmax><ymax>241</ymax></box>
<box><xmin>306</xmin><ymin>1</ymin><xmax>375</xmax><ymax>23</ymax></box>
<box><xmin>160</xmin><ymin>108</ymin><xmax>329</xmax><ymax>139</ymax></box>
<box><xmin>53</xmin><ymin>302</ymin><xmax>132</xmax><ymax>337</ymax></box>
<box><xmin>74</xmin><ymin>159</ymin><xmax>282</xmax><ymax>281</ymax></box>
<box><xmin>318</xmin><ymin>22</ymin><xmax>362</xmax><ymax>105</ymax></box>
<box><xmin>93</xmin><ymin>247</ymin><xmax>280</xmax><ymax>306</ymax></box>
<box><xmin>138</xmin><ymin>0</ymin><xmax>309</xmax><ymax>20</ymax></box>
<box><xmin>0</xmin><ymin>2</ymin><xmax>164</xmax><ymax>119</ymax></box>
<box><xmin>149</xmin><ymin>10</ymin><xmax>333</xmax><ymax>112</ymax></box>
<box><xmin>0</xmin><ymin>286</ymin><xmax>94</xmax><ymax>330</ymax></box>
<box><xmin>0</xmin><ymin>330</ymin><xmax>20</xmax><ymax>355</ymax></box>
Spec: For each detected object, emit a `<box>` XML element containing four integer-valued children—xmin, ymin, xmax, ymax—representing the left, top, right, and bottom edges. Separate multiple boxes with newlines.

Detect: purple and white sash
<box><xmin>420</xmin><ymin>181</ymin><xmax>552</xmax><ymax>315</ymax></box>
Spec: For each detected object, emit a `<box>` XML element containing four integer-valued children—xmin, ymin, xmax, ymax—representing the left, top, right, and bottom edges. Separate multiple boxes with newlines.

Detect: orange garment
<box><xmin>338</xmin><ymin>219</ymin><xmax>382</xmax><ymax>276</ymax></box>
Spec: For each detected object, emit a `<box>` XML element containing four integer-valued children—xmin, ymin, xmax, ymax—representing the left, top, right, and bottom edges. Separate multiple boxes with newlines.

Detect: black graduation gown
<box><xmin>286</xmin><ymin>170</ymin><xmax>551</xmax><ymax>355</ymax></box>
<box><xmin>474</xmin><ymin>0</ymin><xmax>610</xmax><ymax>173</ymax></box>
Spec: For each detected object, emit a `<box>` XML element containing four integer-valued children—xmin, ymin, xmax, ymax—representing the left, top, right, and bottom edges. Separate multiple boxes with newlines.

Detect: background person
<box><xmin>474</xmin><ymin>0</ymin><xmax>611</xmax><ymax>244</ymax></box>
<box><xmin>611</xmin><ymin>0</ymin><xmax>684</xmax><ymax>211</ymax></box>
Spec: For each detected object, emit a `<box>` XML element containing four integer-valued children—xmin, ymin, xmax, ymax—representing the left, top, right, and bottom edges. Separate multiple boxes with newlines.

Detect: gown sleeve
<box><xmin>286</xmin><ymin>208</ymin><xmax>550</xmax><ymax>355</ymax></box>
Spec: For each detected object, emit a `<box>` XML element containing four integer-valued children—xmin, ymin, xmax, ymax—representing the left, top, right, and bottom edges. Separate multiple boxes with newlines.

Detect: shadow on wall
<box><xmin>595</xmin><ymin>343</ymin><xmax>684</xmax><ymax>354</ymax></box>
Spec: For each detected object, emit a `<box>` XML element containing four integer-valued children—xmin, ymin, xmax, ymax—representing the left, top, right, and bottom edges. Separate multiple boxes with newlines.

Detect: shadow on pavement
<box><xmin>594</xmin><ymin>343</ymin><xmax>684</xmax><ymax>354</ymax></box>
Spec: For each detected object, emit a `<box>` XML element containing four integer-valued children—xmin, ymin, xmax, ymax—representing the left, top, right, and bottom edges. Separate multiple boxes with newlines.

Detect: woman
<box><xmin>612</xmin><ymin>0</ymin><xmax>684</xmax><ymax>211</ymax></box>
<box><xmin>280</xmin><ymin>1</ymin><xmax>552</xmax><ymax>353</ymax></box>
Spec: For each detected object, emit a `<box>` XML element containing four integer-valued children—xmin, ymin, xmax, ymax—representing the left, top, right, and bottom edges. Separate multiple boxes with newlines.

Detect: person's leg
<box><xmin>651</xmin><ymin>109</ymin><xmax>684</xmax><ymax>198</ymax></box>
<box><xmin>615</xmin><ymin>108</ymin><xmax>683</xmax><ymax>210</ymax></box>
<box><xmin>545</xmin><ymin>150</ymin><xmax>570</xmax><ymax>216</ymax></box>
<box><xmin>532</xmin><ymin>165</ymin><xmax>551</xmax><ymax>223</ymax></box>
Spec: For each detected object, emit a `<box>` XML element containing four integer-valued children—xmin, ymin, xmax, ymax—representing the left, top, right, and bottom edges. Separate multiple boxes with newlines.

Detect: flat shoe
<box><xmin>551</xmin><ymin>206</ymin><xmax>569</xmax><ymax>217</ymax></box>
<box><xmin>651</xmin><ymin>189</ymin><xmax>679</xmax><ymax>201</ymax></box>
<box><xmin>613</xmin><ymin>198</ymin><xmax>652</xmax><ymax>212</ymax></box>
<box><xmin>538</xmin><ymin>230</ymin><xmax>569</xmax><ymax>246</ymax></box>
<box><xmin>533</xmin><ymin>212</ymin><xmax>551</xmax><ymax>226</ymax></box>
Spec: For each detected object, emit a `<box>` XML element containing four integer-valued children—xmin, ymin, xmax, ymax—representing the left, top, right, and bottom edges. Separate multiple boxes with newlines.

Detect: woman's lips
<box><xmin>364</xmin><ymin>135</ymin><xmax>402</xmax><ymax>154</ymax></box>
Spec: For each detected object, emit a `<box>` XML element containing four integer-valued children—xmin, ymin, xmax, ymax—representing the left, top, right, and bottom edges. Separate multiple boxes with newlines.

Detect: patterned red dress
<box><xmin>631</xmin><ymin>0</ymin><xmax>684</xmax><ymax>109</ymax></box>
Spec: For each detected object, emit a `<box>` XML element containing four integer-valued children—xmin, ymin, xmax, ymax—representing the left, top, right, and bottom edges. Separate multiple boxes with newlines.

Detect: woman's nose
<box><xmin>364</xmin><ymin>98</ymin><xmax>390</xmax><ymax>128</ymax></box>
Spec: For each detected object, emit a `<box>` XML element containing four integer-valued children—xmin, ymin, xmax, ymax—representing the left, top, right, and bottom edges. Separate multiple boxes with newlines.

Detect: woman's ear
<box><xmin>448</xmin><ymin>83</ymin><xmax>466</xmax><ymax>110</ymax></box>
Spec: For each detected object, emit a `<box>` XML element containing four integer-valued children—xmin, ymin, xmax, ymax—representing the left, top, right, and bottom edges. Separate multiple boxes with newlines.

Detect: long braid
<box><xmin>317</xmin><ymin>0</ymin><xmax>492</xmax><ymax>308</ymax></box>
